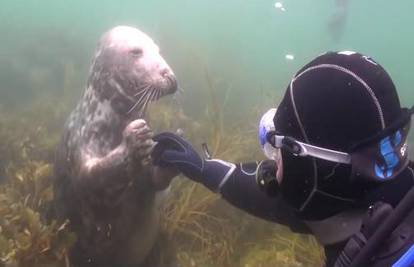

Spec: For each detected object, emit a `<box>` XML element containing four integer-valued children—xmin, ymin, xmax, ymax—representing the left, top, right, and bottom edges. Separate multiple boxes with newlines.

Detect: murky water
<box><xmin>1</xmin><ymin>1</ymin><xmax>413</xmax><ymax>108</ymax></box>
<box><xmin>0</xmin><ymin>1</ymin><xmax>413</xmax><ymax>266</ymax></box>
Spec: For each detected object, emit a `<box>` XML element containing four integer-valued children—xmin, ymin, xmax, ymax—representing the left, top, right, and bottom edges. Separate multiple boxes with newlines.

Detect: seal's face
<box><xmin>88</xmin><ymin>26</ymin><xmax>177</xmax><ymax>117</ymax></box>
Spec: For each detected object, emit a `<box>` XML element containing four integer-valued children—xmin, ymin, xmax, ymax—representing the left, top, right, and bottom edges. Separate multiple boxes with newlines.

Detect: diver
<box><xmin>152</xmin><ymin>51</ymin><xmax>414</xmax><ymax>267</ymax></box>
<box><xmin>329</xmin><ymin>0</ymin><xmax>350</xmax><ymax>41</ymax></box>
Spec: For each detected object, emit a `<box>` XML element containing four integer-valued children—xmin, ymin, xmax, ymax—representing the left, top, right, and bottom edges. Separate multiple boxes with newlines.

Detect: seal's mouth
<box><xmin>126</xmin><ymin>75</ymin><xmax>177</xmax><ymax>117</ymax></box>
<box><xmin>165</xmin><ymin>75</ymin><xmax>178</xmax><ymax>95</ymax></box>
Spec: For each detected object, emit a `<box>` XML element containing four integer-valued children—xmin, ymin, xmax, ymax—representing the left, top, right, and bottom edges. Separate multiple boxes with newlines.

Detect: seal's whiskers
<box><xmin>127</xmin><ymin>88</ymin><xmax>151</xmax><ymax>115</ymax></box>
<box><xmin>155</xmin><ymin>88</ymin><xmax>161</xmax><ymax>100</ymax></box>
<box><xmin>146</xmin><ymin>87</ymin><xmax>157</xmax><ymax>106</ymax></box>
<box><xmin>134</xmin><ymin>84</ymin><xmax>151</xmax><ymax>97</ymax></box>
<box><xmin>137</xmin><ymin>88</ymin><xmax>155</xmax><ymax>117</ymax></box>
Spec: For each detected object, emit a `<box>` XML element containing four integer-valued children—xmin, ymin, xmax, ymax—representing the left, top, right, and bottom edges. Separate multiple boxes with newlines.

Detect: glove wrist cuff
<box><xmin>200</xmin><ymin>159</ymin><xmax>236</xmax><ymax>192</ymax></box>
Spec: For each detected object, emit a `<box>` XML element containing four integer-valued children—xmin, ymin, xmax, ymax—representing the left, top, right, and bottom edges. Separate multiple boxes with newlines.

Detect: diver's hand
<box><xmin>152</xmin><ymin>132</ymin><xmax>236</xmax><ymax>191</ymax></box>
<box><xmin>152</xmin><ymin>132</ymin><xmax>202</xmax><ymax>178</ymax></box>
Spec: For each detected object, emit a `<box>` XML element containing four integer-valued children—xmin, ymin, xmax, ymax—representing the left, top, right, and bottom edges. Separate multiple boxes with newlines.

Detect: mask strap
<box><xmin>352</xmin><ymin>106</ymin><xmax>413</xmax><ymax>151</ymax></box>
<box><xmin>267</xmin><ymin>131</ymin><xmax>351</xmax><ymax>164</ymax></box>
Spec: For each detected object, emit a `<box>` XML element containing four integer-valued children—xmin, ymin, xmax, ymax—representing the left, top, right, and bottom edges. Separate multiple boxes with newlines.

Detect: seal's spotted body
<box><xmin>54</xmin><ymin>26</ymin><xmax>177</xmax><ymax>267</ymax></box>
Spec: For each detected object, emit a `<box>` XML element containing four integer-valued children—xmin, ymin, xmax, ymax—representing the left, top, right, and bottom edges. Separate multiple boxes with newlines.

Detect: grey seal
<box><xmin>54</xmin><ymin>25</ymin><xmax>177</xmax><ymax>267</ymax></box>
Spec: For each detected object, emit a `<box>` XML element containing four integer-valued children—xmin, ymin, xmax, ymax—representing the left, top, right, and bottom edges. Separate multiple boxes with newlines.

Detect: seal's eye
<box><xmin>130</xmin><ymin>48</ymin><xmax>143</xmax><ymax>57</ymax></box>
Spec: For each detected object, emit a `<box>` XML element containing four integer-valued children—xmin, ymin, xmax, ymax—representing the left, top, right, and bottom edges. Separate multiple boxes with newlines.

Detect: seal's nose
<box><xmin>167</xmin><ymin>76</ymin><xmax>178</xmax><ymax>94</ymax></box>
<box><xmin>160</xmin><ymin>68</ymin><xmax>171</xmax><ymax>77</ymax></box>
<box><xmin>158</xmin><ymin>66</ymin><xmax>177</xmax><ymax>94</ymax></box>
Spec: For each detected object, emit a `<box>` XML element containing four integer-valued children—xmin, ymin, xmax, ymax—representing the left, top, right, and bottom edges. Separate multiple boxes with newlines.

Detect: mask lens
<box><xmin>259</xmin><ymin>108</ymin><xmax>281</xmax><ymax>160</ymax></box>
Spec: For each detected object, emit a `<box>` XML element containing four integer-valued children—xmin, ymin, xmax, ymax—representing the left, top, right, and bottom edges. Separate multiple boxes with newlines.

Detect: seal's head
<box><xmin>87</xmin><ymin>25</ymin><xmax>177</xmax><ymax>117</ymax></box>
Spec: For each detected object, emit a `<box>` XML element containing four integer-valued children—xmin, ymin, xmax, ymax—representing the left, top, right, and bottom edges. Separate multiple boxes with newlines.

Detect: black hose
<box><xmin>350</xmin><ymin>186</ymin><xmax>414</xmax><ymax>267</ymax></box>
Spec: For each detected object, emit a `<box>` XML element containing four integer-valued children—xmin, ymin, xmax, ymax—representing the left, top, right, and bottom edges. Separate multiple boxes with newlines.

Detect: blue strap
<box><xmin>393</xmin><ymin>244</ymin><xmax>414</xmax><ymax>267</ymax></box>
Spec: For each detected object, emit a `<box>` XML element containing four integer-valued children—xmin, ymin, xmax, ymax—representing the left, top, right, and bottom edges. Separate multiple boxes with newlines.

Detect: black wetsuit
<box><xmin>209</xmin><ymin>160</ymin><xmax>414</xmax><ymax>266</ymax></box>
<box><xmin>153</xmin><ymin>50</ymin><xmax>414</xmax><ymax>266</ymax></box>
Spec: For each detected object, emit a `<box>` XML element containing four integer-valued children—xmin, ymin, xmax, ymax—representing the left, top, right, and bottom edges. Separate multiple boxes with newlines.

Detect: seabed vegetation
<box><xmin>0</xmin><ymin>68</ymin><xmax>325</xmax><ymax>267</ymax></box>
<box><xmin>0</xmin><ymin>104</ymin><xmax>76</xmax><ymax>267</ymax></box>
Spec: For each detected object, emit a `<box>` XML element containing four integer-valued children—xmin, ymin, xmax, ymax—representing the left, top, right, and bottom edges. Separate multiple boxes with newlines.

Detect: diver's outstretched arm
<box><xmin>153</xmin><ymin>132</ymin><xmax>308</xmax><ymax>232</ymax></box>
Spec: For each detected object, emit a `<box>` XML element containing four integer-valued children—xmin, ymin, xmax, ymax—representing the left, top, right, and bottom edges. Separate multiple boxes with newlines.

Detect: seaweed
<box><xmin>241</xmin><ymin>229</ymin><xmax>325</xmax><ymax>267</ymax></box>
<box><xmin>0</xmin><ymin>104</ymin><xmax>75</xmax><ymax>267</ymax></box>
<box><xmin>0</xmin><ymin>76</ymin><xmax>325</xmax><ymax>267</ymax></box>
<box><xmin>0</xmin><ymin>161</ymin><xmax>76</xmax><ymax>267</ymax></box>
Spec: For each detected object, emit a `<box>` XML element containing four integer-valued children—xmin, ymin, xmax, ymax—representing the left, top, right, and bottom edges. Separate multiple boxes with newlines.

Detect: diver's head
<box><xmin>267</xmin><ymin>51</ymin><xmax>412</xmax><ymax>220</ymax></box>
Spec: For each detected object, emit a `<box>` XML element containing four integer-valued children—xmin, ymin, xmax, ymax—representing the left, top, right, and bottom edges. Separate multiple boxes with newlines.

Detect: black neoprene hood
<box><xmin>274</xmin><ymin>51</ymin><xmax>409</xmax><ymax>220</ymax></box>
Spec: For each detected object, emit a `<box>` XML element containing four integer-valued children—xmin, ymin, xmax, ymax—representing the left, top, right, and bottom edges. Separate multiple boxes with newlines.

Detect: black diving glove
<box><xmin>152</xmin><ymin>132</ymin><xmax>236</xmax><ymax>192</ymax></box>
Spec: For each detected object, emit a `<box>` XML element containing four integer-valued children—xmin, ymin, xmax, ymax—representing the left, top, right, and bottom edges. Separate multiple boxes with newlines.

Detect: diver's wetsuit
<box><xmin>202</xmin><ymin>160</ymin><xmax>414</xmax><ymax>267</ymax></box>
<box><xmin>153</xmin><ymin>51</ymin><xmax>414</xmax><ymax>266</ymax></box>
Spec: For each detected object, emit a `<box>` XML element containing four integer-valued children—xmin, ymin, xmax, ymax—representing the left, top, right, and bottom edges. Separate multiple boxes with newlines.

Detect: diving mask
<box><xmin>265</xmin><ymin>106</ymin><xmax>413</xmax><ymax>182</ymax></box>
<box><xmin>259</xmin><ymin>108</ymin><xmax>281</xmax><ymax>161</ymax></box>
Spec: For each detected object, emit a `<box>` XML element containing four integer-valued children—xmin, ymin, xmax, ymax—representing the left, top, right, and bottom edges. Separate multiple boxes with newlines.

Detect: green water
<box><xmin>1</xmin><ymin>0</ymin><xmax>413</xmax><ymax>109</ymax></box>
<box><xmin>0</xmin><ymin>1</ymin><xmax>414</xmax><ymax>266</ymax></box>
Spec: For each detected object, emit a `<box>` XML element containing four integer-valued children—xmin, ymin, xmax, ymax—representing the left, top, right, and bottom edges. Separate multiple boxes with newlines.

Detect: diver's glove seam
<box><xmin>206</xmin><ymin>159</ymin><xmax>236</xmax><ymax>191</ymax></box>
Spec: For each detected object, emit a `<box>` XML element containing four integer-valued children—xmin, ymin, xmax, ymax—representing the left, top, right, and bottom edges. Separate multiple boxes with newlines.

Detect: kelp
<box><xmin>241</xmin><ymin>229</ymin><xmax>325</xmax><ymax>267</ymax></box>
<box><xmin>0</xmin><ymin>161</ymin><xmax>76</xmax><ymax>267</ymax></box>
<box><xmin>0</xmin><ymin>104</ymin><xmax>75</xmax><ymax>267</ymax></box>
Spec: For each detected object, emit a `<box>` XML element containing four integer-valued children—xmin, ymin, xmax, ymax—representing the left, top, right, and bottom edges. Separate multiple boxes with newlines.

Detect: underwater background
<box><xmin>0</xmin><ymin>0</ymin><xmax>413</xmax><ymax>266</ymax></box>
